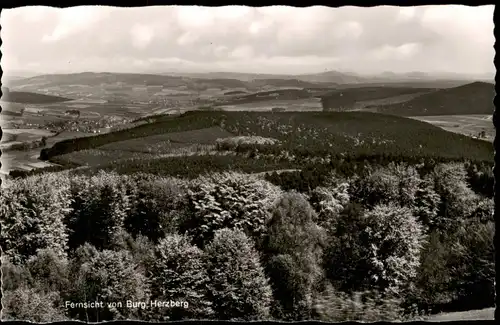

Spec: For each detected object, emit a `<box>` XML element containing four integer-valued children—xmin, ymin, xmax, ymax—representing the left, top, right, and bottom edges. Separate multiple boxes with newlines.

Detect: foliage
<box><xmin>66</xmin><ymin>171</ymin><xmax>136</xmax><ymax>251</ymax></box>
<box><xmin>312</xmin><ymin>284</ymin><xmax>404</xmax><ymax>322</ymax></box>
<box><xmin>66</xmin><ymin>244</ymin><xmax>150</xmax><ymax>321</ymax></box>
<box><xmin>181</xmin><ymin>171</ymin><xmax>283</xmax><ymax>247</ymax></box>
<box><xmin>26</xmin><ymin>248</ymin><xmax>70</xmax><ymax>294</ymax></box>
<box><xmin>124</xmin><ymin>175</ymin><xmax>188</xmax><ymax>242</ymax></box>
<box><xmin>447</xmin><ymin>221</ymin><xmax>495</xmax><ymax>310</ymax></box>
<box><xmin>205</xmin><ymin>228</ymin><xmax>273</xmax><ymax>320</ymax></box>
<box><xmin>309</xmin><ymin>182</ymin><xmax>350</xmax><ymax>229</ymax></box>
<box><xmin>2</xmin><ymin>287</ymin><xmax>68</xmax><ymax>322</ymax></box>
<box><xmin>428</xmin><ymin>163</ymin><xmax>479</xmax><ymax>232</ymax></box>
<box><xmin>0</xmin><ymin>173</ymin><xmax>72</xmax><ymax>264</ymax></box>
<box><xmin>262</xmin><ymin>192</ymin><xmax>326</xmax><ymax>320</ymax></box>
<box><xmin>361</xmin><ymin>203</ymin><xmax>425</xmax><ymax>294</ymax></box>
<box><xmin>349</xmin><ymin>162</ymin><xmax>422</xmax><ymax>209</ymax></box>
<box><xmin>149</xmin><ymin>234</ymin><xmax>213</xmax><ymax>320</ymax></box>
<box><xmin>324</xmin><ymin>202</ymin><xmax>372</xmax><ymax>292</ymax></box>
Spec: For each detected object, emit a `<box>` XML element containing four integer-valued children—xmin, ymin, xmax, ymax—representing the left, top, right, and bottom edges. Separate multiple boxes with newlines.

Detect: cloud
<box><xmin>369</xmin><ymin>42</ymin><xmax>422</xmax><ymax>61</ymax></box>
<box><xmin>0</xmin><ymin>5</ymin><xmax>494</xmax><ymax>75</ymax></box>
<box><xmin>130</xmin><ymin>24</ymin><xmax>155</xmax><ymax>49</ymax></box>
<box><xmin>42</xmin><ymin>6</ymin><xmax>111</xmax><ymax>42</ymax></box>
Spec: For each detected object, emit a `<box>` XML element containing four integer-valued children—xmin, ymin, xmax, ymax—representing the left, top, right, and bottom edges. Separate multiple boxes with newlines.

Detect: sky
<box><xmin>0</xmin><ymin>5</ymin><xmax>495</xmax><ymax>76</ymax></box>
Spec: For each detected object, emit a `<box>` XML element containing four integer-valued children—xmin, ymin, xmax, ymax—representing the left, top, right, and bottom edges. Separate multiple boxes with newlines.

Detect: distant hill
<box><xmin>224</xmin><ymin>90</ymin><xmax>248</xmax><ymax>96</ymax></box>
<box><xmin>10</xmin><ymin>71</ymin><xmax>485</xmax><ymax>94</ymax></box>
<box><xmin>248</xmin><ymin>78</ymin><xmax>337</xmax><ymax>89</ymax></box>
<box><xmin>375</xmin><ymin>81</ymin><xmax>495</xmax><ymax>116</ymax></box>
<box><xmin>40</xmin><ymin>111</ymin><xmax>493</xmax><ymax>171</ymax></box>
<box><xmin>319</xmin><ymin>86</ymin><xmax>438</xmax><ymax>112</ymax></box>
<box><xmin>218</xmin><ymin>88</ymin><xmax>314</xmax><ymax>105</ymax></box>
<box><xmin>1</xmin><ymin>91</ymin><xmax>71</xmax><ymax>104</ymax></box>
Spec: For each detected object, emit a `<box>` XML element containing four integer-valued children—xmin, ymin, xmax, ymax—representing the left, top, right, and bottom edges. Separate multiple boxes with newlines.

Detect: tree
<box><xmin>448</xmin><ymin>221</ymin><xmax>495</xmax><ymax>310</ymax></box>
<box><xmin>412</xmin><ymin>179</ymin><xmax>441</xmax><ymax>232</ymax></box>
<box><xmin>27</xmin><ymin>248</ymin><xmax>70</xmax><ymax>294</ymax></box>
<box><xmin>262</xmin><ymin>192</ymin><xmax>326</xmax><ymax>320</ymax></box>
<box><xmin>182</xmin><ymin>171</ymin><xmax>283</xmax><ymax>248</ymax></box>
<box><xmin>428</xmin><ymin>163</ymin><xmax>479</xmax><ymax>232</ymax></box>
<box><xmin>0</xmin><ymin>173</ymin><xmax>72</xmax><ymax>264</ymax></box>
<box><xmin>67</xmin><ymin>244</ymin><xmax>150</xmax><ymax>321</ymax></box>
<box><xmin>66</xmin><ymin>171</ymin><xmax>136</xmax><ymax>251</ymax></box>
<box><xmin>205</xmin><ymin>228</ymin><xmax>273</xmax><ymax>320</ymax></box>
<box><xmin>362</xmin><ymin>204</ymin><xmax>425</xmax><ymax>295</ymax></box>
<box><xmin>324</xmin><ymin>202</ymin><xmax>372</xmax><ymax>293</ymax></box>
<box><xmin>309</xmin><ymin>182</ymin><xmax>350</xmax><ymax>230</ymax></box>
<box><xmin>149</xmin><ymin>234</ymin><xmax>213</xmax><ymax>321</ymax></box>
<box><xmin>124</xmin><ymin>176</ymin><xmax>188</xmax><ymax>243</ymax></box>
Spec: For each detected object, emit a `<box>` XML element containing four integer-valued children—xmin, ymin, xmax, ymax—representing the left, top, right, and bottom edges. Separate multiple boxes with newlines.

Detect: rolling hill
<box><xmin>1</xmin><ymin>91</ymin><xmax>71</xmax><ymax>104</ymax></box>
<box><xmin>10</xmin><ymin>71</ymin><xmax>482</xmax><ymax>93</ymax></box>
<box><xmin>40</xmin><ymin>111</ymin><xmax>493</xmax><ymax>169</ymax></box>
<box><xmin>375</xmin><ymin>81</ymin><xmax>495</xmax><ymax>116</ymax></box>
<box><xmin>319</xmin><ymin>86</ymin><xmax>438</xmax><ymax>111</ymax></box>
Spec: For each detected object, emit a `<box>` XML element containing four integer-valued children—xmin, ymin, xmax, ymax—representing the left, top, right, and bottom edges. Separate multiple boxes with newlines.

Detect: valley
<box><xmin>1</xmin><ymin>71</ymin><xmax>494</xmax><ymax>177</ymax></box>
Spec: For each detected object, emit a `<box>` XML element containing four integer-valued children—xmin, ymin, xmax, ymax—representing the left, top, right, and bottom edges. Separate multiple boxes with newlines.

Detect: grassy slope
<box><xmin>41</xmin><ymin>111</ymin><xmax>493</xmax><ymax>165</ymax></box>
<box><xmin>376</xmin><ymin>82</ymin><xmax>495</xmax><ymax>116</ymax></box>
<box><xmin>2</xmin><ymin>91</ymin><xmax>71</xmax><ymax>104</ymax></box>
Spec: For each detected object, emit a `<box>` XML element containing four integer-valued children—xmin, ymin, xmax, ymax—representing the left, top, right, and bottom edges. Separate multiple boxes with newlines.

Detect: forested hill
<box><xmin>376</xmin><ymin>81</ymin><xmax>495</xmax><ymax>116</ymax></box>
<box><xmin>1</xmin><ymin>91</ymin><xmax>71</xmax><ymax>104</ymax></box>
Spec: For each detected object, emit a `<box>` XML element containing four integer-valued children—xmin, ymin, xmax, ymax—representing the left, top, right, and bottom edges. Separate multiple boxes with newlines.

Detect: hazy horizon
<box><xmin>1</xmin><ymin>5</ymin><xmax>495</xmax><ymax>77</ymax></box>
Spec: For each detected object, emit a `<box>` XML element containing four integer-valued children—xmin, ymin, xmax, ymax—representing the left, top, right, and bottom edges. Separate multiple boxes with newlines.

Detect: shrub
<box><xmin>313</xmin><ymin>284</ymin><xmax>404</xmax><ymax>322</ymax></box>
<box><xmin>149</xmin><ymin>234</ymin><xmax>213</xmax><ymax>321</ymax></box>
<box><xmin>1</xmin><ymin>256</ymin><xmax>34</xmax><ymax>292</ymax></box>
<box><xmin>2</xmin><ymin>287</ymin><xmax>68</xmax><ymax>322</ymax></box>
<box><xmin>205</xmin><ymin>228</ymin><xmax>273</xmax><ymax>320</ymax></box>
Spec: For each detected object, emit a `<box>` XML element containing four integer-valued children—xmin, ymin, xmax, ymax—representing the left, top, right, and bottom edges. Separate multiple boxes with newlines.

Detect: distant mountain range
<box><xmin>159</xmin><ymin>69</ymin><xmax>494</xmax><ymax>85</ymax></box>
<box><xmin>8</xmin><ymin>69</ymin><xmax>491</xmax><ymax>92</ymax></box>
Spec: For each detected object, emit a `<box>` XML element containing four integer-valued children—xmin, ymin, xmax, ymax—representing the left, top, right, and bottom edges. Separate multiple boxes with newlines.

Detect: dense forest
<box><xmin>1</xmin><ymin>158</ymin><xmax>494</xmax><ymax>322</ymax></box>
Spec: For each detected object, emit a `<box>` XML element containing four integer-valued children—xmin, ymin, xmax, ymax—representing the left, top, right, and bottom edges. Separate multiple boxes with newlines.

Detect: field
<box><xmin>410</xmin><ymin>115</ymin><xmax>494</xmax><ymax>142</ymax></box>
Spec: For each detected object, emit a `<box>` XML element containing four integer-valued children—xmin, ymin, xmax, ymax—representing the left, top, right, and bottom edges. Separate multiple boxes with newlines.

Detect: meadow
<box><xmin>410</xmin><ymin>115</ymin><xmax>494</xmax><ymax>142</ymax></box>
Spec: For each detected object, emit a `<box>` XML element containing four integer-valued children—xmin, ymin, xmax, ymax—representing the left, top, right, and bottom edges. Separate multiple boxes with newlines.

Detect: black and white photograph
<box><xmin>0</xmin><ymin>4</ymin><xmax>495</xmax><ymax>322</ymax></box>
